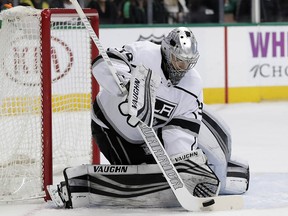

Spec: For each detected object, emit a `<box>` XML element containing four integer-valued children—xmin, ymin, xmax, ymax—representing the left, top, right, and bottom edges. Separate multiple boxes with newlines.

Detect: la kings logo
<box><xmin>153</xmin><ymin>98</ymin><xmax>177</xmax><ymax>126</ymax></box>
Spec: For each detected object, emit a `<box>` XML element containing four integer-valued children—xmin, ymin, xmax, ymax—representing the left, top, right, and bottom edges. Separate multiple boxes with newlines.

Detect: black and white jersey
<box><xmin>92</xmin><ymin>41</ymin><xmax>203</xmax><ymax>157</ymax></box>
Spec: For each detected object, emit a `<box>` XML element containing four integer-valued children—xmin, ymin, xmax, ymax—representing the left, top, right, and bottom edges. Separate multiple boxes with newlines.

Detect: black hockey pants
<box><xmin>91</xmin><ymin>120</ymin><xmax>156</xmax><ymax>165</ymax></box>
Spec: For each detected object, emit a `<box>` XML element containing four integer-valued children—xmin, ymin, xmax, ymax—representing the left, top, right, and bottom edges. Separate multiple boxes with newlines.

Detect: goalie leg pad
<box><xmin>50</xmin><ymin>150</ymin><xmax>221</xmax><ymax>209</ymax></box>
<box><xmin>61</xmin><ymin>164</ymin><xmax>178</xmax><ymax>208</ymax></box>
<box><xmin>221</xmin><ymin>157</ymin><xmax>250</xmax><ymax>195</ymax></box>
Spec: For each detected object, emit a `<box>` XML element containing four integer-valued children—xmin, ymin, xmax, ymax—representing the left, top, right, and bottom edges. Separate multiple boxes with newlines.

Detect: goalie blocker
<box><xmin>47</xmin><ymin>149</ymin><xmax>249</xmax><ymax>208</ymax></box>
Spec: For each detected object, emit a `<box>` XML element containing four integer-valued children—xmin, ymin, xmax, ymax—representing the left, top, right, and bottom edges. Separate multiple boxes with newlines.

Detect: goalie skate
<box><xmin>47</xmin><ymin>183</ymin><xmax>71</xmax><ymax>208</ymax></box>
<box><xmin>47</xmin><ymin>185</ymin><xmax>64</xmax><ymax>208</ymax></box>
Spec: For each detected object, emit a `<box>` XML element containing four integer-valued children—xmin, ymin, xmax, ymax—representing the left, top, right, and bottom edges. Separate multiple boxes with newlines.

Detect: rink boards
<box><xmin>99</xmin><ymin>25</ymin><xmax>288</xmax><ymax>104</ymax></box>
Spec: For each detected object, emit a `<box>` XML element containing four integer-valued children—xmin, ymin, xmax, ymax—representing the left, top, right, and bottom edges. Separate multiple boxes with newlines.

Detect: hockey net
<box><xmin>0</xmin><ymin>7</ymin><xmax>100</xmax><ymax>201</ymax></box>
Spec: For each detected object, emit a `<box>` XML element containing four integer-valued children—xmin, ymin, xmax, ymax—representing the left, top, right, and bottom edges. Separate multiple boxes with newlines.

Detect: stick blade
<box><xmin>200</xmin><ymin>195</ymin><xmax>244</xmax><ymax>211</ymax></box>
<box><xmin>174</xmin><ymin>188</ymin><xmax>243</xmax><ymax>212</ymax></box>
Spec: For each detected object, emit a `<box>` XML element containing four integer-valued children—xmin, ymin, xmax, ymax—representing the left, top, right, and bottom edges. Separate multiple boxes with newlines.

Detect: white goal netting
<box><xmin>0</xmin><ymin>6</ymin><xmax>98</xmax><ymax>201</ymax></box>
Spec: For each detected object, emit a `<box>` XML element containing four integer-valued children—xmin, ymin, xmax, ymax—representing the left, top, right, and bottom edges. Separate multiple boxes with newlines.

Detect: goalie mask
<box><xmin>161</xmin><ymin>27</ymin><xmax>200</xmax><ymax>85</ymax></box>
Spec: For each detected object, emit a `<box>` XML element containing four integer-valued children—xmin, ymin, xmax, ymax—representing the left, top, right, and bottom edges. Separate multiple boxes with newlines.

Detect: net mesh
<box><xmin>0</xmin><ymin>7</ymin><xmax>95</xmax><ymax>201</ymax></box>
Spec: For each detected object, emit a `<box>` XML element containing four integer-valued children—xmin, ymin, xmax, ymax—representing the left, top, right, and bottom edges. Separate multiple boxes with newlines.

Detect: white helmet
<box><xmin>161</xmin><ymin>27</ymin><xmax>199</xmax><ymax>85</ymax></box>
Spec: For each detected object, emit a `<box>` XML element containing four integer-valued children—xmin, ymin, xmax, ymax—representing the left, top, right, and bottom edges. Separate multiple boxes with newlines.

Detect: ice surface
<box><xmin>1</xmin><ymin>101</ymin><xmax>288</xmax><ymax>216</ymax></box>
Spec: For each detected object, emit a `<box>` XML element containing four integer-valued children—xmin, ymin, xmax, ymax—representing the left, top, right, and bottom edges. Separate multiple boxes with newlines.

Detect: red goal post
<box><xmin>0</xmin><ymin>7</ymin><xmax>100</xmax><ymax>201</ymax></box>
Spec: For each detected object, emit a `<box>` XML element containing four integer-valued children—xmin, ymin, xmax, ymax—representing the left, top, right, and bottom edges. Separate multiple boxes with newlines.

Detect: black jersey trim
<box><xmin>166</xmin><ymin>118</ymin><xmax>201</xmax><ymax>135</ymax></box>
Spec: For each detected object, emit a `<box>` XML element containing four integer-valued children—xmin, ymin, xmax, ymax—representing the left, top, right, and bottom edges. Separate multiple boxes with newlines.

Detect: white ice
<box><xmin>1</xmin><ymin>101</ymin><xmax>288</xmax><ymax>216</ymax></box>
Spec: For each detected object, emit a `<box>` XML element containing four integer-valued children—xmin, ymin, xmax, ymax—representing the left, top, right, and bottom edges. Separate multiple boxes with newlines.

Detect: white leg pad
<box><xmin>221</xmin><ymin>157</ymin><xmax>249</xmax><ymax>195</ymax></box>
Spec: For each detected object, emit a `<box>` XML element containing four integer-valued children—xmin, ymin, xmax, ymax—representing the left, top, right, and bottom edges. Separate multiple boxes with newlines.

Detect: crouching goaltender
<box><xmin>48</xmin><ymin>27</ymin><xmax>249</xmax><ymax>209</ymax></box>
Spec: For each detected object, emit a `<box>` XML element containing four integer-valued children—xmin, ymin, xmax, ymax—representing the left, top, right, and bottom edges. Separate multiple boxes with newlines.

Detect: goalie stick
<box><xmin>69</xmin><ymin>2</ymin><xmax>127</xmax><ymax>95</ymax></box>
<box><xmin>69</xmin><ymin>0</ymin><xmax>244</xmax><ymax>211</ymax></box>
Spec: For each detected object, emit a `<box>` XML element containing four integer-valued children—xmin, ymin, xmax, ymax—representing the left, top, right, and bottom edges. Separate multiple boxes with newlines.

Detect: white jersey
<box><xmin>92</xmin><ymin>41</ymin><xmax>203</xmax><ymax>157</ymax></box>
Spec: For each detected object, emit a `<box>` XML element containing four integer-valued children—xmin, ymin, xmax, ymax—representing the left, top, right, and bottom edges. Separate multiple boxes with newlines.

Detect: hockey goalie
<box><xmin>48</xmin><ymin>27</ymin><xmax>249</xmax><ymax>209</ymax></box>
